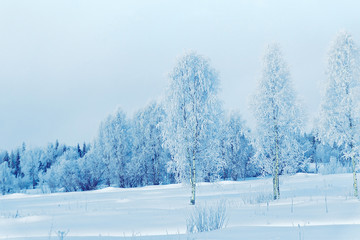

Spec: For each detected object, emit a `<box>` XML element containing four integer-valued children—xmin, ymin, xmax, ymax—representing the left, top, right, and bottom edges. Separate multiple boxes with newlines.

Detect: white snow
<box><xmin>1</xmin><ymin>173</ymin><xmax>359</xmax><ymax>239</ymax></box>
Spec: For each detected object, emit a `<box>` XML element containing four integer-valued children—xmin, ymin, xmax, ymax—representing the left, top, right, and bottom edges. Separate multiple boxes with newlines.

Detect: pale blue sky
<box><xmin>1</xmin><ymin>0</ymin><xmax>360</xmax><ymax>150</ymax></box>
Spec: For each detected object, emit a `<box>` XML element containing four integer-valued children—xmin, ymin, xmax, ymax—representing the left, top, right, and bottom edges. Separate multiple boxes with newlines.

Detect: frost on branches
<box><xmin>163</xmin><ymin>52</ymin><xmax>223</xmax><ymax>205</ymax></box>
<box><xmin>0</xmin><ymin>162</ymin><xmax>15</xmax><ymax>195</ymax></box>
<box><xmin>95</xmin><ymin>108</ymin><xmax>132</xmax><ymax>188</ymax></box>
<box><xmin>131</xmin><ymin>102</ymin><xmax>171</xmax><ymax>186</ymax></box>
<box><xmin>318</xmin><ymin>31</ymin><xmax>360</xmax><ymax>197</ymax></box>
<box><xmin>251</xmin><ymin>44</ymin><xmax>305</xmax><ymax>200</ymax></box>
<box><xmin>223</xmin><ymin>111</ymin><xmax>253</xmax><ymax>181</ymax></box>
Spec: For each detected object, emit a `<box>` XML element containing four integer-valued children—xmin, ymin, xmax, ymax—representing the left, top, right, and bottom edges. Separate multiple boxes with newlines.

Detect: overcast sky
<box><xmin>1</xmin><ymin>0</ymin><xmax>360</xmax><ymax>150</ymax></box>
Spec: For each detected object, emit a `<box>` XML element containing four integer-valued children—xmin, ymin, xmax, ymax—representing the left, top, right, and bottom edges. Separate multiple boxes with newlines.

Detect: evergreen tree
<box><xmin>9</xmin><ymin>151</ymin><xmax>15</xmax><ymax>170</ymax></box>
<box><xmin>82</xmin><ymin>143</ymin><xmax>88</xmax><ymax>157</ymax></box>
<box><xmin>251</xmin><ymin>44</ymin><xmax>304</xmax><ymax>200</ymax></box>
<box><xmin>77</xmin><ymin>144</ymin><xmax>82</xmax><ymax>158</ymax></box>
<box><xmin>2</xmin><ymin>151</ymin><xmax>9</xmax><ymax>167</ymax></box>
<box><xmin>14</xmin><ymin>150</ymin><xmax>21</xmax><ymax>178</ymax></box>
<box><xmin>21</xmin><ymin>142</ymin><xmax>26</xmax><ymax>153</ymax></box>
<box><xmin>317</xmin><ymin>31</ymin><xmax>360</xmax><ymax>197</ymax></box>
<box><xmin>8</xmin><ymin>150</ymin><xmax>21</xmax><ymax>177</ymax></box>
<box><xmin>55</xmin><ymin>139</ymin><xmax>59</xmax><ymax>151</ymax></box>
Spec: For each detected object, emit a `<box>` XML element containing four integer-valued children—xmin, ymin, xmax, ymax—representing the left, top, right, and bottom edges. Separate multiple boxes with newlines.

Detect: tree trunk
<box><xmin>190</xmin><ymin>153</ymin><xmax>196</xmax><ymax>205</ymax></box>
<box><xmin>346</xmin><ymin>82</ymin><xmax>357</xmax><ymax>197</ymax></box>
<box><xmin>273</xmin><ymin>130</ymin><xmax>280</xmax><ymax>200</ymax></box>
<box><xmin>352</xmin><ymin>155</ymin><xmax>358</xmax><ymax>197</ymax></box>
<box><xmin>313</xmin><ymin>136</ymin><xmax>318</xmax><ymax>174</ymax></box>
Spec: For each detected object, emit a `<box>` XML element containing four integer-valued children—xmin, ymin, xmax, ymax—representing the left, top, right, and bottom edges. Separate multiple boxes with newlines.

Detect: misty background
<box><xmin>1</xmin><ymin>0</ymin><xmax>360</xmax><ymax>150</ymax></box>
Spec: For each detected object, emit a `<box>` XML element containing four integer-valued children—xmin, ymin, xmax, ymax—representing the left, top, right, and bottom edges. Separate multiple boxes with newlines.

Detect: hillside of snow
<box><xmin>1</xmin><ymin>173</ymin><xmax>359</xmax><ymax>240</ymax></box>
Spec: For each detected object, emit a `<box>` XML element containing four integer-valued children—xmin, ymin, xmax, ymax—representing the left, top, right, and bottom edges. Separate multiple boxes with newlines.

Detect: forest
<box><xmin>0</xmin><ymin>31</ymin><xmax>359</xmax><ymax>202</ymax></box>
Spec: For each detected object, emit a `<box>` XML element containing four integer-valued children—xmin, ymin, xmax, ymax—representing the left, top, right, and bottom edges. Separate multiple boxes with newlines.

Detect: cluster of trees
<box><xmin>0</xmin><ymin>31</ymin><xmax>359</xmax><ymax>203</ymax></box>
<box><xmin>250</xmin><ymin>31</ymin><xmax>360</xmax><ymax>199</ymax></box>
<box><xmin>0</xmin><ymin>141</ymin><xmax>89</xmax><ymax>194</ymax></box>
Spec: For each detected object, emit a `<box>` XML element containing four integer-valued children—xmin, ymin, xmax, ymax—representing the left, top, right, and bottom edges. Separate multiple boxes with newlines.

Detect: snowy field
<box><xmin>1</xmin><ymin>173</ymin><xmax>359</xmax><ymax>240</ymax></box>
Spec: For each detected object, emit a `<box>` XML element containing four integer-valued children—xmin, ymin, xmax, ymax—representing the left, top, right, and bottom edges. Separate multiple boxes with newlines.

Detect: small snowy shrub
<box><xmin>186</xmin><ymin>200</ymin><xmax>228</xmax><ymax>233</ymax></box>
<box><xmin>240</xmin><ymin>191</ymin><xmax>273</xmax><ymax>205</ymax></box>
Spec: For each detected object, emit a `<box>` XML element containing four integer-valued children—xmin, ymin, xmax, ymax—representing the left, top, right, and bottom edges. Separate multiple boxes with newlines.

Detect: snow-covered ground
<box><xmin>1</xmin><ymin>173</ymin><xmax>359</xmax><ymax>239</ymax></box>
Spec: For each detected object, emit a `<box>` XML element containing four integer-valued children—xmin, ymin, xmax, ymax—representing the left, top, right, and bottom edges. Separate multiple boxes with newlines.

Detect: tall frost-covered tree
<box><xmin>95</xmin><ymin>108</ymin><xmax>132</xmax><ymax>188</ymax></box>
<box><xmin>131</xmin><ymin>102</ymin><xmax>170</xmax><ymax>186</ymax></box>
<box><xmin>251</xmin><ymin>44</ymin><xmax>304</xmax><ymax>200</ymax></box>
<box><xmin>163</xmin><ymin>52</ymin><xmax>223</xmax><ymax>205</ymax></box>
<box><xmin>318</xmin><ymin>31</ymin><xmax>360</xmax><ymax>197</ymax></box>
<box><xmin>20</xmin><ymin>148</ymin><xmax>43</xmax><ymax>189</ymax></box>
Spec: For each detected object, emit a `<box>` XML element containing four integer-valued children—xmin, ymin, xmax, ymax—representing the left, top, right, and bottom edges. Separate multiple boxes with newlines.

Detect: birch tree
<box><xmin>318</xmin><ymin>31</ymin><xmax>360</xmax><ymax>197</ymax></box>
<box><xmin>251</xmin><ymin>44</ymin><xmax>304</xmax><ymax>200</ymax></box>
<box><xmin>163</xmin><ymin>52</ymin><xmax>222</xmax><ymax>205</ymax></box>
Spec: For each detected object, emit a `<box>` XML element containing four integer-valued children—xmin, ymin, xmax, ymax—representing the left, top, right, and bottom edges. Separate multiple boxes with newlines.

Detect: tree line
<box><xmin>0</xmin><ymin>31</ymin><xmax>359</xmax><ymax>203</ymax></box>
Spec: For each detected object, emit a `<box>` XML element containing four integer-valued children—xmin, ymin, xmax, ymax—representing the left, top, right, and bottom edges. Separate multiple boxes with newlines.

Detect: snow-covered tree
<box><xmin>81</xmin><ymin>143</ymin><xmax>89</xmax><ymax>157</ymax></box>
<box><xmin>19</xmin><ymin>148</ymin><xmax>43</xmax><ymax>189</ymax></box>
<box><xmin>317</xmin><ymin>31</ymin><xmax>360</xmax><ymax>197</ymax></box>
<box><xmin>95</xmin><ymin>108</ymin><xmax>132</xmax><ymax>187</ymax></box>
<box><xmin>56</xmin><ymin>158</ymin><xmax>79</xmax><ymax>192</ymax></box>
<box><xmin>10</xmin><ymin>150</ymin><xmax>21</xmax><ymax>178</ymax></box>
<box><xmin>131</xmin><ymin>102</ymin><xmax>171</xmax><ymax>186</ymax></box>
<box><xmin>0</xmin><ymin>162</ymin><xmax>15</xmax><ymax>194</ymax></box>
<box><xmin>77</xmin><ymin>150</ymin><xmax>106</xmax><ymax>191</ymax></box>
<box><xmin>38</xmin><ymin>141</ymin><xmax>66</xmax><ymax>173</ymax></box>
<box><xmin>163</xmin><ymin>52</ymin><xmax>223</xmax><ymax>205</ymax></box>
<box><xmin>39</xmin><ymin>166</ymin><xmax>59</xmax><ymax>193</ymax></box>
<box><xmin>40</xmin><ymin>147</ymin><xmax>81</xmax><ymax>192</ymax></box>
<box><xmin>251</xmin><ymin>44</ymin><xmax>304</xmax><ymax>200</ymax></box>
<box><xmin>224</xmin><ymin>111</ymin><xmax>253</xmax><ymax>180</ymax></box>
<box><xmin>1</xmin><ymin>151</ymin><xmax>10</xmax><ymax>167</ymax></box>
